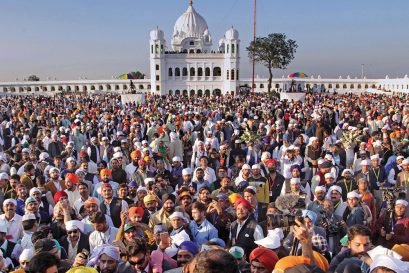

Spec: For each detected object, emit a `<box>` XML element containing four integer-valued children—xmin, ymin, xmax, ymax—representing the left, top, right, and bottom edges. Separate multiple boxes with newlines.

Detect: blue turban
<box><xmin>283</xmin><ymin>134</ymin><xmax>290</xmax><ymax>140</ymax></box>
<box><xmin>290</xmin><ymin>164</ymin><xmax>301</xmax><ymax>172</ymax></box>
<box><xmin>128</xmin><ymin>181</ymin><xmax>138</xmax><ymax>187</ymax></box>
<box><xmin>179</xmin><ymin>241</ymin><xmax>199</xmax><ymax>256</ymax></box>
<box><xmin>302</xmin><ymin>210</ymin><xmax>317</xmax><ymax>224</ymax></box>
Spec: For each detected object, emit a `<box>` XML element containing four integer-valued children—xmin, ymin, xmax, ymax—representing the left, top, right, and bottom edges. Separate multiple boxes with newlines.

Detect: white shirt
<box><xmin>193</xmin><ymin>166</ymin><xmax>216</xmax><ymax>184</ymax></box>
<box><xmin>89</xmin><ymin>226</ymin><xmax>118</xmax><ymax>252</ymax></box>
<box><xmin>65</xmin><ymin>188</ymin><xmax>81</xmax><ymax>207</ymax></box>
<box><xmin>0</xmin><ymin>214</ymin><xmax>23</xmax><ymax>243</ymax></box>
<box><xmin>125</xmin><ymin>163</ymin><xmax>138</xmax><ymax>180</ymax></box>
<box><xmin>82</xmin><ymin>214</ymin><xmax>114</xmax><ymax>234</ymax></box>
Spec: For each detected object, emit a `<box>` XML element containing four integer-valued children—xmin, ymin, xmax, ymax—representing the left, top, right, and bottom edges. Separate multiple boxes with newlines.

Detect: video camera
<box><xmin>267</xmin><ymin>195</ymin><xmax>304</xmax><ymax>229</ymax></box>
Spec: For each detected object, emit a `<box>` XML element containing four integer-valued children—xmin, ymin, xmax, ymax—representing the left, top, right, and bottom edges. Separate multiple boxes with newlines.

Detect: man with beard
<box><xmin>170</xmin><ymin>156</ymin><xmax>183</xmax><ymax>188</ymax></box>
<box><xmin>307</xmin><ymin>186</ymin><xmax>327</xmax><ymax>223</ymax></box>
<box><xmin>110</xmin><ymin>157</ymin><xmax>127</xmax><ymax>185</ymax></box>
<box><xmin>93</xmin><ymin>169</ymin><xmax>119</xmax><ymax>202</ymax></box>
<box><xmin>136</xmin><ymin>186</ymin><xmax>149</xmax><ymax>208</ymax></box>
<box><xmin>197</xmin><ymin>186</ymin><xmax>212</xmax><ymax>207</ymax></box>
<box><xmin>92</xmin><ymin>245</ymin><xmax>121</xmax><ymax>273</ymax></box>
<box><xmin>58</xmin><ymin>220</ymin><xmax>90</xmax><ymax>264</ymax></box>
<box><xmin>189</xmin><ymin>202</ymin><xmax>218</xmax><ymax>245</ymax></box>
<box><xmin>229</xmin><ymin>198</ymin><xmax>264</xmax><ymax>259</ymax></box>
<box><xmin>265</xmin><ymin>160</ymin><xmax>285</xmax><ymax>203</ymax></box>
<box><xmin>376</xmin><ymin>199</ymin><xmax>409</xmax><ymax>248</ymax></box>
<box><xmin>336</xmin><ymin>169</ymin><xmax>357</xmax><ymax>201</ymax></box>
<box><xmin>327</xmin><ymin>185</ymin><xmax>348</xmax><ymax>218</ymax></box>
<box><xmin>45</xmin><ymin>167</ymin><xmax>66</xmax><ymax>196</ymax></box>
<box><xmin>311</xmin><ymin>160</ymin><xmax>332</xmax><ymax>193</ymax></box>
<box><xmin>0</xmin><ymin>199</ymin><xmax>23</xmax><ymax>243</ymax></box>
<box><xmin>192</xmin><ymin>168</ymin><xmax>211</xmax><ymax>193</ymax></box>
<box><xmin>125</xmin><ymin>150</ymin><xmax>141</xmax><ymax>181</ymax></box>
<box><xmin>15</xmin><ymin>184</ymin><xmax>28</xmax><ymax>216</ymax></box>
<box><xmin>127</xmin><ymin>181</ymin><xmax>139</xmax><ymax>203</ymax></box>
<box><xmin>328</xmin><ymin>225</ymin><xmax>372</xmax><ymax>273</ymax></box>
<box><xmin>30</xmin><ymin>187</ymin><xmax>53</xmax><ymax>225</ymax></box>
<box><xmin>164</xmin><ymin>241</ymin><xmax>199</xmax><ymax>273</ymax></box>
<box><xmin>143</xmin><ymin>194</ymin><xmax>159</xmax><ymax>221</ymax></box>
<box><xmin>89</xmin><ymin>212</ymin><xmax>118</xmax><ymax>252</ymax></box>
<box><xmin>175</xmin><ymin>168</ymin><xmax>196</xmax><ymax>195</ymax></box>
<box><xmin>248</xmin><ymin>164</ymin><xmax>269</xmax><ymax>206</ymax></box>
<box><xmin>100</xmin><ymin>183</ymin><xmax>128</xmax><ymax>228</ymax></box>
<box><xmin>211</xmin><ymin>177</ymin><xmax>233</xmax><ymax>199</ymax></box>
<box><xmin>64</xmin><ymin>173</ymin><xmax>81</xmax><ymax>208</ymax></box>
<box><xmin>79</xmin><ymin>198</ymin><xmax>114</xmax><ymax>234</ymax></box>
<box><xmin>149</xmin><ymin>193</ymin><xmax>176</xmax><ymax>230</ymax></box>
<box><xmin>169</xmin><ymin>211</ymin><xmax>193</xmax><ymax>241</ymax></box>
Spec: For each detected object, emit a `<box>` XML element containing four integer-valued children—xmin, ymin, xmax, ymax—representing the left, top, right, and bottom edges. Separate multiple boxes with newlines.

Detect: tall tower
<box><xmin>150</xmin><ymin>27</ymin><xmax>166</xmax><ymax>95</ymax></box>
<box><xmin>223</xmin><ymin>27</ymin><xmax>240</xmax><ymax>95</ymax></box>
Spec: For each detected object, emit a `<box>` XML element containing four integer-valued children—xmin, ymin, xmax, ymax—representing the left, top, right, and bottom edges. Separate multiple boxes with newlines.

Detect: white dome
<box><xmin>225</xmin><ymin>27</ymin><xmax>239</xmax><ymax>40</ymax></box>
<box><xmin>150</xmin><ymin>27</ymin><xmax>164</xmax><ymax>41</ymax></box>
<box><xmin>173</xmin><ymin>3</ymin><xmax>209</xmax><ymax>40</ymax></box>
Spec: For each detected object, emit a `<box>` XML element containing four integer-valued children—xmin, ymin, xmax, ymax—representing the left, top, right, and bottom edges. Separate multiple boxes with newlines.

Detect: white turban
<box><xmin>65</xmin><ymin>220</ymin><xmax>85</xmax><ymax>233</ymax></box>
<box><xmin>396</xmin><ymin>199</ymin><xmax>409</xmax><ymax>207</ymax></box>
<box><xmin>19</xmin><ymin>248</ymin><xmax>34</xmax><ymax>262</ymax></box>
<box><xmin>87</xmin><ymin>244</ymin><xmax>121</xmax><ymax>267</ymax></box>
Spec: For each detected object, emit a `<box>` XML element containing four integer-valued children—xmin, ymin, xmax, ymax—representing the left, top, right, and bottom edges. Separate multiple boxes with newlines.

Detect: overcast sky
<box><xmin>1</xmin><ymin>0</ymin><xmax>409</xmax><ymax>81</ymax></box>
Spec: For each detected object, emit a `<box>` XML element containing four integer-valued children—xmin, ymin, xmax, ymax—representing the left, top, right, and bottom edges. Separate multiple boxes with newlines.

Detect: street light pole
<box><xmin>251</xmin><ymin>0</ymin><xmax>256</xmax><ymax>94</ymax></box>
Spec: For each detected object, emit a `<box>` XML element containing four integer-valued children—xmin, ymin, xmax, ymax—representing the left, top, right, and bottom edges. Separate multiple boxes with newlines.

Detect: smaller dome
<box><xmin>150</xmin><ymin>27</ymin><xmax>164</xmax><ymax>41</ymax></box>
<box><xmin>225</xmin><ymin>27</ymin><xmax>239</xmax><ymax>40</ymax></box>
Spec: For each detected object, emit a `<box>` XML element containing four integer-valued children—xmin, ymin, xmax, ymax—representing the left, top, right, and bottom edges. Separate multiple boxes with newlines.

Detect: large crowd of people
<box><xmin>0</xmin><ymin>92</ymin><xmax>409</xmax><ymax>273</ymax></box>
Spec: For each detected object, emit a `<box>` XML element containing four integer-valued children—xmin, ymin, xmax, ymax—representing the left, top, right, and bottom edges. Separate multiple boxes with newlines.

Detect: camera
<box><xmin>267</xmin><ymin>210</ymin><xmax>303</xmax><ymax>229</ymax></box>
<box><xmin>319</xmin><ymin>211</ymin><xmax>340</xmax><ymax>235</ymax></box>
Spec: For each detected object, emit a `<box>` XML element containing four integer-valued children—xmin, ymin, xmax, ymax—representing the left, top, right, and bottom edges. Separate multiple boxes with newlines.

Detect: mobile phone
<box><xmin>159</xmin><ymin>232</ymin><xmax>171</xmax><ymax>246</ymax></box>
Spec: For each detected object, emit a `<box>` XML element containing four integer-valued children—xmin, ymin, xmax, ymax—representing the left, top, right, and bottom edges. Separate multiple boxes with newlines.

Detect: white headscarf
<box><xmin>87</xmin><ymin>245</ymin><xmax>121</xmax><ymax>267</ymax></box>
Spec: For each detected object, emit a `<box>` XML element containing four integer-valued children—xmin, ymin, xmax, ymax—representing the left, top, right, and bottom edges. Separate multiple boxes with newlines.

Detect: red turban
<box><xmin>79</xmin><ymin>151</ymin><xmax>88</xmax><ymax>157</ymax></box>
<box><xmin>65</xmin><ymin>173</ymin><xmax>79</xmax><ymax>184</ymax></box>
<box><xmin>249</xmin><ymin>247</ymin><xmax>279</xmax><ymax>273</ymax></box>
<box><xmin>128</xmin><ymin>206</ymin><xmax>144</xmax><ymax>218</ymax></box>
<box><xmin>101</xmin><ymin>182</ymin><xmax>112</xmax><ymax>189</ymax></box>
<box><xmin>54</xmin><ymin>191</ymin><xmax>68</xmax><ymax>204</ymax></box>
<box><xmin>138</xmin><ymin>159</ymin><xmax>146</xmax><ymax>166</ymax></box>
<box><xmin>234</xmin><ymin>197</ymin><xmax>253</xmax><ymax>211</ymax></box>
<box><xmin>265</xmin><ymin>159</ymin><xmax>278</xmax><ymax>168</ymax></box>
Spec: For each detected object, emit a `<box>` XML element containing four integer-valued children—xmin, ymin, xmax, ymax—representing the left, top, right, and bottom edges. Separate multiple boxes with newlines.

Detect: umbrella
<box><xmin>288</xmin><ymin>72</ymin><xmax>308</xmax><ymax>78</ymax></box>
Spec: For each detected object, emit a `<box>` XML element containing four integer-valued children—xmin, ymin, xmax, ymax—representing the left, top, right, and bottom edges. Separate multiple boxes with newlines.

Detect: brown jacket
<box><xmin>45</xmin><ymin>180</ymin><xmax>67</xmax><ymax>196</ymax></box>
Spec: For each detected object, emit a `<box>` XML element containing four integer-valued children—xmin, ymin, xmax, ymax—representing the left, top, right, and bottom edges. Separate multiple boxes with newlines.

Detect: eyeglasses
<box><xmin>67</xmin><ymin>229</ymin><xmax>79</xmax><ymax>234</ymax></box>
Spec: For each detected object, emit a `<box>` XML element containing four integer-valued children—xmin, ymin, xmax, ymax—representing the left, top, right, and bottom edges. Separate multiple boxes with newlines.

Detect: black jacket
<box><xmin>58</xmin><ymin>232</ymin><xmax>90</xmax><ymax>257</ymax></box>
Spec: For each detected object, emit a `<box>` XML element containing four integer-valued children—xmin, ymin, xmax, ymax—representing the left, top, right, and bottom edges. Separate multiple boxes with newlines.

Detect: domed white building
<box><xmin>150</xmin><ymin>0</ymin><xmax>239</xmax><ymax>96</ymax></box>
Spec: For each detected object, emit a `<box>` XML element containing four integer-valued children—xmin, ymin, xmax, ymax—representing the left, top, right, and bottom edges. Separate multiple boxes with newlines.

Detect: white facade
<box><xmin>1</xmin><ymin>2</ymin><xmax>409</xmax><ymax>96</ymax></box>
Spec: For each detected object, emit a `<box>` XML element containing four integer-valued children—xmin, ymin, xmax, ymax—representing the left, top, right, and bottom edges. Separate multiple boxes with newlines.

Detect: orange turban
<box><xmin>129</xmin><ymin>206</ymin><xmax>144</xmax><ymax>218</ymax></box>
<box><xmin>65</xmin><ymin>173</ymin><xmax>79</xmax><ymax>184</ymax></box>
<box><xmin>131</xmin><ymin>150</ymin><xmax>141</xmax><ymax>160</ymax></box>
<box><xmin>274</xmin><ymin>256</ymin><xmax>311</xmax><ymax>273</ymax></box>
<box><xmin>84</xmin><ymin>198</ymin><xmax>99</xmax><ymax>207</ymax></box>
<box><xmin>392</xmin><ymin>244</ymin><xmax>409</xmax><ymax>261</ymax></box>
<box><xmin>312</xmin><ymin>251</ymin><xmax>329</xmax><ymax>272</ymax></box>
<box><xmin>100</xmin><ymin>169</ymin><xmax>112</xmax><ymax>177</ymax></box>
<box><xmin>249</xmin><ymin>247</ymin><xmax>279</xmax><ymax>273</ymax></box>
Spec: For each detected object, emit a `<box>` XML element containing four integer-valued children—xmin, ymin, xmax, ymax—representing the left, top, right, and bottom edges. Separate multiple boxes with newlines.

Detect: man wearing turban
<box><xmin>229</xmin><ymin>198</ymin><xmax>264</xmax><ymax>258</ymax></box>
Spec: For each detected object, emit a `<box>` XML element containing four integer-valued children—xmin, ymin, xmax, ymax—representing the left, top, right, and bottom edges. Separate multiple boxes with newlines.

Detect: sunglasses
<box><xmin>67</xmin><ymin>229</ymin><xmax>79</xmax><ymax>234</ymax></box>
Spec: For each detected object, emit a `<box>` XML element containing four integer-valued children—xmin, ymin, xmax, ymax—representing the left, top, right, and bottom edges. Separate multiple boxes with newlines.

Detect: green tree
<box><xmin>27</xmin><ymin>75</ymin><xmax>40</xmax><ymax>81</ymax></box>
<box><xmin>247</xmin><ymin>33</ymin><xmax>298</xmax><ymax>92</ymax></box>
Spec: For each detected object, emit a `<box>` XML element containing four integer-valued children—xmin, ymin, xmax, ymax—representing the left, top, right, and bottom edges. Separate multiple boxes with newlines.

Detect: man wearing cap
<box><xmin>207</xmin><ymin>193</ymin><xmax>236</xmax><ymax>242</ymax></box>
<box><xmin>87</xmin><ymin>137</ymin><xmax>100</xmax><ymax>164</ymax></box>
<box><xmin>45</xmin><ymin>168</ymin><xmax>66</xmax><ymax>196</ymax></box>
<box><xmin>143</xmin><ymin>194</ymin><xmax>159</xmax><ymax>219</ymax></box>
<box><xmin>100</xmin><ymin>183</ymin><xmax>128</xmax><ymax>228</ymax></box>
<box><xmin>387</xmin><ymin>155</ymin><xmax>404</xmax><ymax>186</ymax></box>
<box><xmin>229</xmin><ymin>246</ymin><xmax>250</xmax><ymax>273</ymax></box>
<box><xmin>248</xmin><ymin>164</ymin><xmax>269</xmax><ymax>205</ymax></box>
<box><xmin>336</xmin><ymin>169</ymin><xmax>357</xmax><ymax>201</ymax></box>
<box><xmin>192</xmin><ymin>168</ymin><xmax>211</xmax><ymax>193</ymax></box>
<box><xmin>175</xmin><ymin>168</ymin><xmax>196</xmax><ymax>194</ymax></box>
<box><xmin>343</xmin><ymin>191</ymin><xmax>365</xmax><ymax>227</ymax></box>
<box><xmin>285</xmin><ymin>177</ymin><xmax>310</xmax><ymax>207</ymax></box>
<box><xmin>396</xmin><ymin>159</ymin><xmax>409</xmax><ymax>206</ymax></box>
<box><xmin>17</xmin><ymin>213</ymin><xmax>39</xmax><ymax>250</ymax></box>
<box><xmin>170</xmin><ymin>156</ymin><xmax>183</xmax><ymax>187</ymax></box>
<box><xmin>60</xmin><ymin>157</ymin><xmax>77</xmax><ymax>180</ymax></box>
<box><xmin>48</xmin><ymin>134</ymin><xmax>64</xmax><ymax>158</ymax></box>
<box><xmin>190</xmin><ymin>141</ymin><xmax>207</xmax><ymax>169</ymax></box>
<box><xmin>30</xmin><ymin>187</ymin><xmax>53</xmax><ymax>225</ymax></box>
<box><xmin>193</xmin><ymin>156</ymin><xmax>216</xmax><ymax>184</ymax></box>
<box><xmin>0</xmin><ymin>199</ymin><xmax>22</xmax><ymax>243</ymax></box>
<box><xmin>376</xmin><ymin>199</ymin><xmax>409</xmax><ymax>248</ymax></box>
<box><xmin>58</xmin><ymin>220</ymin><xmax>89</xmax><ymax>263</ymax></box>
<box><xmin>311</xmin><ymin>160</ymin><xmax>332</xmax><ymax>193</ymax></box>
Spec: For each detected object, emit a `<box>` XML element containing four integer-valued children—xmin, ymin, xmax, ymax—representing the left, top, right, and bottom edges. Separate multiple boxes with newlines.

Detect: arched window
<box><xmin>50</xmin><ymin>86</ymin><xmax>55</xmax><ymax>91</ymax></box>
<box><xmin>161</xmin><ymin>44</ymin><xmax>163</xmax><ymax>53</ymax></box>
<box><xmin>169</xmin><ymin>90</ymin><xmax>173</xmax><ymax>96</ymax></box>
<box><xmin>328</xmin><ymin>84</ymin><xmax>333</xmax><ymax>88</ymax></box>
<box><xmin>197</xmin><ymin>89</ymin><xmax>203</xmax><ymax>96</ymax></box>
<box><xmin>115</xmin><ymin>85</ymin><xmax>120</xmax><ymax>90</ymax></box>
<box><xmin>205</xmin><ymin>89</ymin><xmax>211</xmax><ymax>96</ymax></box>
<box><xmin>190</xmin><ymin>67</ymin><xmax>195</xmax><ymax>77</ymax></box>
<box><xmin>183</xmin><ymin>90</ymin><xmax>188</xmax><ymax>96</ymax></box>
<box><xmin>260</xmin><ymin>84</ymin><xmax>264</xmax><ymax>88</ymax></box>
<box><xmin>236</xmin><ymin>69</ymin><xmax>239</xmax><ymax>80</ymax></box>
<box><xmin>232</xmin><ymin>44</ymin><xmax>235</xmax><ymax>54</ymax></box>
<box><xmin>155</xmin><ymin>44</ymin><xmax>159</xmax><ymax>54</ymax></box>
<box><xmin>213</xmin><ymin>67</ymin><xmax>221</xmax><ymax>77</ymax></box>
<box><xmin>75</xmin><ymin>86</ymin><xmax>80</xmax><ymax>91</ymax></box>
<box><xmin>226</xmin><ymin>70</ymin><xmax>229</xmax><ymax>80</ymax></box>
<box><xmin>227</xmin><ymin>44</ymin><xmax>229</xmax><ymax>53</ymax></box>
<box><xmin>175</xmin><ymin>90</ymin><xmax>180</xmax><ymax>95</ymax></box>
<box><xmin>168</xmin><ymin>68</ymin><xmax>173</xmax><ymax>77</ymax></box>
<box><xmin>99</xmin><ymin>85</ymin><xmax>103</xmax><ymax>90</ymax></box>
<box><xmin>205</xmin><ymin>67</ymin><xmax>210</xmax><ymax>77</ymax></box>
<box><xmin>139</xmin><ymin>85</ymin><xmax>144</xmax><ymax>90</ymax></box>
<box><xmin>275</xmin><ymin>84</ymin><xmax>280</xmax><ymax>89</ymax></box>
<box><xmin>151</xmin><ymin>45</ymin><xmax>153</xmax><ymax>54</ymax></box>
<box><xmin>231</xmin><ymin>69</ymin><xmax>235</xmax><ymax>80</ymax></box>
<box><xmin>350</xmin><ymin>84</ymin><xmax>354</xmax><ymax>89</ymax></box>
<box><xmin>190</xmin><ymin>89</ymin><xmax>195</xmax><ymax>96</ymax></box>
<box><xmin>35</xmin><ymin>87</ymin><xmax>39</xmax><ymax>91</ymax></box>
<box><xmin>91</xmin><ymin>86</ymin><xmax>95</xmax><ymax>91</ymax></box>
<box><xmin>67</xmin><ymin>86</ymin><xmax>71</xmax><ymax>91</ymax></box>
<box><xmin>357</xmin><ymin>84</ymin><xmax>361</xmax><ymax>89</ymax></box>
<box><xmin>335</xmin><ymin>84</ymin><xmax>340</xmax><ymax>88</ymax></box>
<box><xmin>198</xmin><ymin>67</ymin><xmax>203</xmax><ymax>77</ymax></box>
<box><xmin>106</xmin><ymin>85</ymin><xmax>111</xmax><ymax>90</ymax></box>
<box><xmin>343</xmin><ymin>84</ymin><xmax>347</xmax><ymax>89</ymax></box>
<box><xmin>182</xmin><ymin>67</ymin><xmax>188</xmax><ymax>76</ymax></box>
<box><xmin>175</xmin><ymin>68</ymin><xmax>180</xmax><ymax>77</ymax></box>
<box><xmin>123</xmin><ymin>85</ymin><xmax>127</xmax><ymax>90</ymax></box>
<box><xmin>365</xmin><ymin>84</ymin><xmax>369</xmax><ymax>88</ymax></box>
